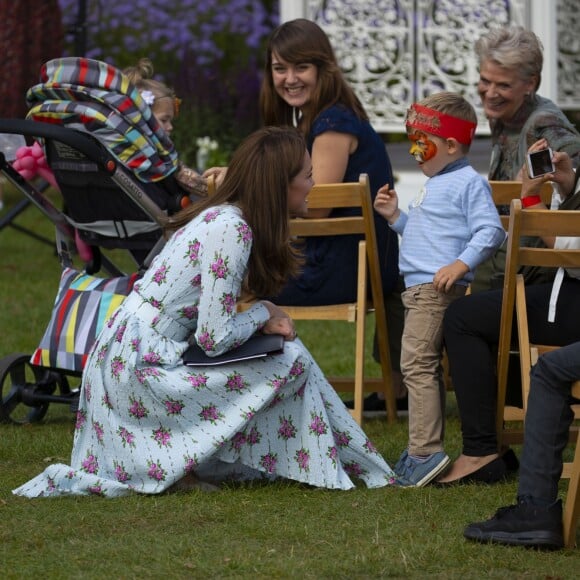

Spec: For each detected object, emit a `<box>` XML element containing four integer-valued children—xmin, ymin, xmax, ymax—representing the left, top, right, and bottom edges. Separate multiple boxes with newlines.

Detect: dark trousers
<box><xmin>518</xmin><ymin>342</ymin><xmax>580</xmax><ymax>504</ymax></box>
<box><xmin>443</xmin><ymin>278</ymin><xmax>580</xmax><ymax>456</ymax></box>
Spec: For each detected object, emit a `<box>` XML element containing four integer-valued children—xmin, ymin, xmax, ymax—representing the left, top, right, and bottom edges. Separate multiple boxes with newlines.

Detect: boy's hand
<box><xmin>433</xmin><ymin>260</ymin><xmax>469</xmax><ymax>293</ymax></box>
<box><xmin>374</xmin><ymin>184</ymin><xmax>400</xmax><ymax>223</ymax></box>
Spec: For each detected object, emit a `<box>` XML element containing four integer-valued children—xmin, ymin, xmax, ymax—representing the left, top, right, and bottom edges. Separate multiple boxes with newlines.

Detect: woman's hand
<box><xmin>521</xmin><ymin>139</ymin><xmax>575</xmax><ymax>199</ymax></box>
<box><xmin>202</xmin><ymin>166</ymin><xmax>228</xmax><ymax>188</ymax></box>
<box><xmin>259</xmin><ymin>300</ymin><xmax>297</xmax><ymax>340</ymax></box>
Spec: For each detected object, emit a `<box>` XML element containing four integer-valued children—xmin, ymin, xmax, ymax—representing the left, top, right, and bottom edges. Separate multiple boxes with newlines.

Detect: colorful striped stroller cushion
<box><xmin>25</xmin><ymin>57</ymin><xmax>178</xmax><ymax>183</ymax></box>
<box><xmin>31</xmin><ymin>267</ymin><xmax>139</xmax><ymax>372</ymax></box>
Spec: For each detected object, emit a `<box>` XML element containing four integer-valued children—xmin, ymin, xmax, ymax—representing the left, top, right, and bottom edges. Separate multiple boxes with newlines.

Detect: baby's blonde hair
<box><xmin>124</xmin><ymin>58</ymin><xmax>176</xmax><ymax>108</ymax></box>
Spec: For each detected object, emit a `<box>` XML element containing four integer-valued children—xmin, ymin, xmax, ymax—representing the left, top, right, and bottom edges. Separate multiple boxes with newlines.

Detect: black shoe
<box><xmin>344</xmin><ymin>393</ymin><xmax>408</xmax><ymax>415</ymax></box>
<box><xmin>464</xmin><ymin>499</ymin><xmax>564</xmax><ymax>549</ymax></box>
<box><xmin>501</xmin><ymin>448</ymin><xmax>520</xmax><ymax>473</ymax></box>
<box><xmin>433</xmin><ymin>455</ymin><xmax>508</xmax><ymax>487</ymax></box>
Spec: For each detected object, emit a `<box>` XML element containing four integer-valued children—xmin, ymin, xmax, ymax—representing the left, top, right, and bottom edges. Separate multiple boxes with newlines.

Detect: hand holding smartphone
<box><xmin>526</xmin><ymin>148</ymin><xmax>555</xmax><ymax>178</ymax></box>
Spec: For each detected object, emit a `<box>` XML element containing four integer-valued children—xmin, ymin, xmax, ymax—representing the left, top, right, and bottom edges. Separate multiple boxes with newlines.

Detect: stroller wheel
<box><xmin>0</xmin><ymin>353</ymin><xmax>55</xmax><ymax>424</ymax></box>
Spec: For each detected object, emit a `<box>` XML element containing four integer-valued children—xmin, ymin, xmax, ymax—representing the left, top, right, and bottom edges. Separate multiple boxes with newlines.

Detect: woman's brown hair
<box><xmin>165</xmin><ymin>126</ymin><xmax>305</xmax><ymax>297</ymax></box>
<box><xmin>260</xmin><ymin>18</ymin><xmax>367</xmax><ymax>137</ymax></box>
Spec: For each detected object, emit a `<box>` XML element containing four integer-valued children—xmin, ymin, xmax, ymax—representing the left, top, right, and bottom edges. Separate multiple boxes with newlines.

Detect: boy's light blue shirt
<box><xmin>389</xmin><ymin>158</ymin><xmax>506</xmax><ymax>289</ymax></box>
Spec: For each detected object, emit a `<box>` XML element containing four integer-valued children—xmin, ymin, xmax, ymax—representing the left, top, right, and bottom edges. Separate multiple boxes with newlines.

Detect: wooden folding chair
<box><xmin>489</xmin><ymin>181</ymin><xmax>553</xmax><ymax>229</ymax></box>
<box><xmin>246</xmin><ymin>173</ymin><xmax>397</xmax><ymax>425</ymax></box>
<box><xmin>496</xmin><ymin>198</ymin><xmax>580</xmax><ymax>445</ymax></box>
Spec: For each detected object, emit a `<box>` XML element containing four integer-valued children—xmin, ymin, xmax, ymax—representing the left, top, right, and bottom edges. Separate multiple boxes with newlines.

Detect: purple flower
<box><xmin>143</xmin><ymin>351</ymin><xmax>161</xmax><ymax>364</ymax></box>
<box><xmin>309</xmin><ymin>413</ymin><xmax>328</xmax><ymax>436</ymax></box>
<box><xmin>199</xmin><ymin>404</ymin><xmax>223</xmax><ymax>424</ymax></box>
<box><xmin>75</xmin><ymin>409</ymin><xmax>87</xmax><ymax>430</ymax></box>
<box><xmin>220</xmin><ymin>293</ymin><xmax>237</xmax><ymax>314</ymax></box>
<box><xmin>147</xmin><ymin>461</ymin><xmax>167</xmax><ymax>482</ymax></box>
<box><xmin>110</xmin><ymin>356</ymin><xmax>125</xmax><ymax>380</ymax></box>
<box><xmin>259</xmin><ymin>452</ymin><xmax>278</xmax><ymax>474</ymax></box>
<box><xmin>152</xmin><ymin>427</ymin><xmax>172</xmax><ymax>447</ymax></box>
<box><xmin>333</xmin><ymin>429</ymin><xmax>352</xmax><ymax>448</ymax></box>
<box><xmin>186</xmin><ymin>240</ymin><xmax>201</xmax><ymax>263</ymax></box>
<box><xmin>225</xmin><ymin>372</ymin><xmax>247</xmax><ymax>393</ymax></box>
<box><xmin>164</xmin><ymin>398</ymin><xmax>185</xmax><ymax>415</ymax></box>
<box><xmin>186</xmin><ymin>372</ymin><xmax>208</xmax><ymax>389</ymax></box>
<box><xmin>128</xmin><ymin>397</ymin><xmax>149</xmax><ymax>419</ymax></box>
<box><xmin>344</xmin><ymin>461</ymin><xmax>366</xmax><ymax>478</ymax></box>
<box><xmin>295</xmin><ymin>448</ymin><xmax>310</xmax><ymax>472</ymax></box>
<box><xmin>277</xmin><ymin>416</ymin><xmax>297</xmax><ymax>440</ymax></box>
<box><xmin>209</xmin><ymin>254</ymin><xmax>229</xmax><ymax>279</ymax></box>
<box><xmin>117</xmin><ymin>426</ymin><xmax>136</xmax><ymax>448</ymax></box>
<box><xmin>152</xmin><ymin>263</ymin><xmax>169</xmax><ymax>284</ymax></box>
<box><xmin>230</xmin><ymin>431</ymin><xmax>247</xmax><ymax>451</ymax></box>
<box><xmin>363</xmin><ymin>439</ymin><xmax>378</xmax><ymax>454</ymax></box>
<box><xmin>93</xmin><ymin>421</ymin><xmax>105</xmax><ymax>443</ymax></box>
<box><xmin>81</xmin><ymin>453</ymin><xmax>99</xmax><ymax>474</ymax></box>
<box><xmin>246</xmin><ymin>426</ymin><xmax>261</xmax><ymax>446</ymax></box>
<box><xmin>236</xmin><ymin>222</ymin><xmax>252</xmax><ymax>244</ymax></box>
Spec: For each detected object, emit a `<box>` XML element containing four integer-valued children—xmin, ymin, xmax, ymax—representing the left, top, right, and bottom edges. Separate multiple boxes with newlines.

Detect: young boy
<box><xmin>374</xmin><ymin>91</ymin><xmax>506</xmax><ymax>487</ymax></box>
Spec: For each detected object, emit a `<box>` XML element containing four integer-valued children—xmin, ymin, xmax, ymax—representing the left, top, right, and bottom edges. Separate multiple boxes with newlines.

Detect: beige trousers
<box><xmin>401</xmin><ymin>283</ymin><xmax>467</xmax><ymax>456</ymax></box>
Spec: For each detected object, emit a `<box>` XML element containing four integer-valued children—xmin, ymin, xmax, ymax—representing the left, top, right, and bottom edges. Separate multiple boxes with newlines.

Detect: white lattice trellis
<box><xmin>280</xmin><ymin>0</ymin><xmax>580</xmax><ymax>134</ymax></box>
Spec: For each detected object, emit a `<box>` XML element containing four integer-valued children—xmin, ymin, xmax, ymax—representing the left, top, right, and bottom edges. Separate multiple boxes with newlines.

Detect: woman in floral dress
<box><xmin>14</xmin><ymin>127</ymin><xmax>396</xmax><ymax>498</ymax></box>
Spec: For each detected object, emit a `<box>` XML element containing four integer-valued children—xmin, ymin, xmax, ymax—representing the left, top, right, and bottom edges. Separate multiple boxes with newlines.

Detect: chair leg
<box><xmin>563</xmin><ymin>429</ymin><xmax>580</xmax><ymax>548</ymax></box>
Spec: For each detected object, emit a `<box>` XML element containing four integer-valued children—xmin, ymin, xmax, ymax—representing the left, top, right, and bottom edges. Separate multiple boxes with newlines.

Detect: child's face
<box><xmin>407</xmin><ymin>130</ymin><xmax>454</xmax><ymax>177</ymax></box>
<box><xmin>153</xmin><ymin>98</ymin><xmax>175</xmax><ymax>135</ymax></box>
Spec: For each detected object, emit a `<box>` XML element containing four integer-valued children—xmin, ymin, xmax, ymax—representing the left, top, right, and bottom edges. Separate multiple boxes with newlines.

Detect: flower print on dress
<box><xmin>268</xmin><ymin>375</ymin><xmax>287</xmax><ymax>393</ymax></box>
<box><xmin>101</xmin><ymin>392</ymin><xmax>114</xmax><ymax>410</ymax></box>
<box><xmin>147</xmin><ymin>460</ymin><xmax>167</xmax><ymax>482</ymax></box>
<box><xmin>277</xmin><ymin>415</ymin><xmax>297</xmax><ymax>440</ymax></box>
<box><xmin>184</xmin><ymin>455</ymin><xmax>199</xmax><ymax>473</ymax></box>
<box><xmin>88</xmin><ymin>484</ymin><xmax>105</xmax><ymax>497</ymax></box>
<box><xmin>225</xmin><ymin>371</ymin><xmax>248</xmax><ymax>393</ymax></box>
<box><xmin>343</xmin><ymin>461</ymin><xmax>367</xmax><ymax>479</ymax></box>
<box><xmin>327</xmin><ymin>446</ymin><xmax>338</xmax><ymax>467</ymax></box>
<box><xmin>196</xmin><ymin>327</ymin><xmax>216</xmax><ymax>352</ymax></box>
<box><xmin>152</xmin><ymin>426</ymin><xmax>172</xmax><ymax>448</ymax></box>
<box><xmin>246</xmin><ymin>425</ymin><xmax>261</xmax><ymax>446</ymax></box>
<box><xmin>209</xmin><ymin>252</ymin><xmax>229</xmax><ymax>280</ymax></box>
<box><xmin>219</xmin><ymin>292</ymin><xmax>237</xmax><ymax>315</ymax></box>
<box><xmin>128</xmin><ymin>395</ymin><xmax>149</xmax><ymax>420</ymax></box>
<box><xmin>93</xmin><ymin>420</ymin><xmax>105</xmax><ymax>443</ymax></box>
<box><xmin>241</xmin><ymin>407</ymin><xmax>256</xmax><ymax>422</ymax></box>
<box><xmin>110</xmin><ymin>355</ymin><xmax>125</xmax><ymax>381</ymax></box>
<box><xmin>179</xmin><ymin>304</ymin><xmax>198</xmax><ymax>320</ymax></box>
<box><xmin>268</xmin><ymin>393</ymin><xmax>285</xmax><ymax>409</ymax></box>
<box><xmin>75</xmin><ymin>409</ymin><xmax>87</xmax><ymax>431</ymax></box>
<box><xmin>289</xmin><ymin>360</ymin><xmax>305</xmax><ymax>378</ymax></box>
<box><xmin>114</xmin><ymin>460</ymin><xmax>131</xmax><ymax>483</ymax></box>
<box><xmin>260</xmin><ymin>452</ymin><xmax>278</xmax><ymax>474</ymax></box>
<box><xmin>143</xmin><ymin>351</ymin><xmax>162</xmax><ymax>365</ymax></box>
<box><xmin>185</xmin><ymin>371</ymin><xmax>209</xmax><ymax>390</ymax></box>
<box><xmin>202</xmin><ymin>208</ymin><xmax>221</xmax><ymax>223</ymax></box>
<box><xmin>130</xmin><ymin>338</ymin><xmax>140</xmax><ymax>351</ymax></box>
<box><xmin>81</xmin><ymin>452</ymin><xmax>99</xmax><ymax>475</ymax></box>
<box><xmin>309</xmin><ymin>412</ymin><xmax>328</xmax><ymax>437</ymax></box>
<box><xmin>363</xmin><ymin>438</ymin><xmax>378</xmax><ymax>454</ymax></box>
<box><xmin>134</xmin><ymin>367</ymin><xmax>163</xmax><ymax>385</ymax></box>
<box><xmin>117</xmin><ymin>426</ymin><xmax>136</xmax><ymax>448</ymax></box>
<box><xmin>186</xmin><ymin>240</ymin><xmax>201</xmax><ymax>265</ymax></box>
<box><xmin>191</xmin><ymin>273</ymin><xmax>202</xmax><ymax>287</ymax></box>
<box><xmin>293</xmin><ymin>383</ymin><xmax>306</xmax><ymax>400</ymax></box>
<box><xmin>198</xmin><ymin>404</ymin><xmax>224</xmax><ymax>424</ymax></box>
<box><xmin>332</xmin><ymin>428</ymin><xmax>352</xmax><ymax>448</ymax></box>
<box><xmin>164</xmin><ymin>398</ymin><xmax>185</xmax><ymax>415</ymax></box>
<box><xmin>295</xmin><ymin>448</ymin><xmax>310</xmax><ymax>472</ymax></box>
<box><xmin>95</xmin><ymin>344</ymin><xmax>109</xmax><ymax>366</ymax></box>
<box><xmin>236</xmin><ymin>222</ymin><xmax>252</xmax><ymax>245</ymax></box>
<box><xmin>230</xmin><ymin>431</ymin><xmax>247</xmax><ymax>451</ymax></box>
<box><xmin>152</xmin><ymin>262</ymin><xmax>170</xmax><ymax>285</ymax></box>
<box><xmin>114</xmin><ymin>322</ymin><xmax>127</xmax><ymax>343</ymax></box>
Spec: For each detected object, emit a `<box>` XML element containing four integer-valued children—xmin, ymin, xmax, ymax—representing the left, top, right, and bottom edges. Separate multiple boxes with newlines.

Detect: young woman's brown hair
<box><xmin>260</xmin><ymin>18</ymin><xmax>367</xmax><ymax>137</ymax></box>
<box><xmin>166</xmin><ymin>126</ymin><xmax>305</xmax><ymax>297</ymax></box>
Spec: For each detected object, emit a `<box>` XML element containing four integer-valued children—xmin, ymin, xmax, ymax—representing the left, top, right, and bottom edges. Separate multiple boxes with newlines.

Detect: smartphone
<box><xmin>526</xmin><ymin>148</ymin><xmax>555</xmax><ymax>178</ymax></box>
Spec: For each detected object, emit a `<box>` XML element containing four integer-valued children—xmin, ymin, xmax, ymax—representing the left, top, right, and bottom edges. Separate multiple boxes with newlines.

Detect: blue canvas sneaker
<box><xmin>395</xmin><ymin>450</ymin><xmax>450</xmax><ymax>487</ymax></box>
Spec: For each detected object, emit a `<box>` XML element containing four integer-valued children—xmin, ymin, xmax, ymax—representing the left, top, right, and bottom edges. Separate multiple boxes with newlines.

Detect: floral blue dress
<box><xmin>14</xmin><ymin>205</ymin><xmax>395</xmax><ymax>497</ymax></box>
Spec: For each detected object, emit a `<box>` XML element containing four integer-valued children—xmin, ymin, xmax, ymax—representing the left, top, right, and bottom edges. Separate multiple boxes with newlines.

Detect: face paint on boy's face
<box><xmin>408</xmin><ymin>131</ymin><xmax>438</xmax><ymax>162</ymax></box>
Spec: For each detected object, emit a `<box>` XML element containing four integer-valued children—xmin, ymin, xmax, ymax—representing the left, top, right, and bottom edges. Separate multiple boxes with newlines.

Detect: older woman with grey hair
<box><xmin>471</xmin><ymin>25</ymin><xmax>580</xmax><ymax>291</ymax></box>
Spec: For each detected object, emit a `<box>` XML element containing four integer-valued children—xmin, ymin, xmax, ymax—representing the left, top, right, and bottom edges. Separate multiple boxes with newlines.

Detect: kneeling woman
<box><xmin>14</xmin><ymin>126</ymin><xmax>396</xmax><ymax>498</ymax></box>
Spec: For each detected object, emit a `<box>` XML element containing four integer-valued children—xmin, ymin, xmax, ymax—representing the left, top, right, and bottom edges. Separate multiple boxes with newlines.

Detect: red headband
<box><xmin>405</xmin><ymin>103</ymin><xmax>477</xmax><ymax>145</ymax></box>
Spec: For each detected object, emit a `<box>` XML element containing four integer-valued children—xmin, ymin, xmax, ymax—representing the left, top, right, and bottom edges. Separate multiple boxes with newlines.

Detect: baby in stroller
<box><xmin>0</xmin><ymin>56</ymin><xmax>207</xmax><ymax>423</ymax></box>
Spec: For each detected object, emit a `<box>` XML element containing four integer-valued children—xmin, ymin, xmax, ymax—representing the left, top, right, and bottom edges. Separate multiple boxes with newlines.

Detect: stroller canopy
<box><xmin>26</xmin><ymin>57</ymin><xmax>179</xmax><ymax>183</ymax></box>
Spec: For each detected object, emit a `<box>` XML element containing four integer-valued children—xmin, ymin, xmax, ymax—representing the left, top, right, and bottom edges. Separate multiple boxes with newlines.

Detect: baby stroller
<box><xmin>0</xmin><ymin>57</ymin><xmax>194</xmax><ymax>424</ymax></box>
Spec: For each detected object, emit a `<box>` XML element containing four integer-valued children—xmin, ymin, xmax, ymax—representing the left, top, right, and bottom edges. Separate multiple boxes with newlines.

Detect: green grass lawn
<box><xmin>1</xmin><ymin>183</ymin><xmax>579</xmax><ymax>578</ymax></box>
